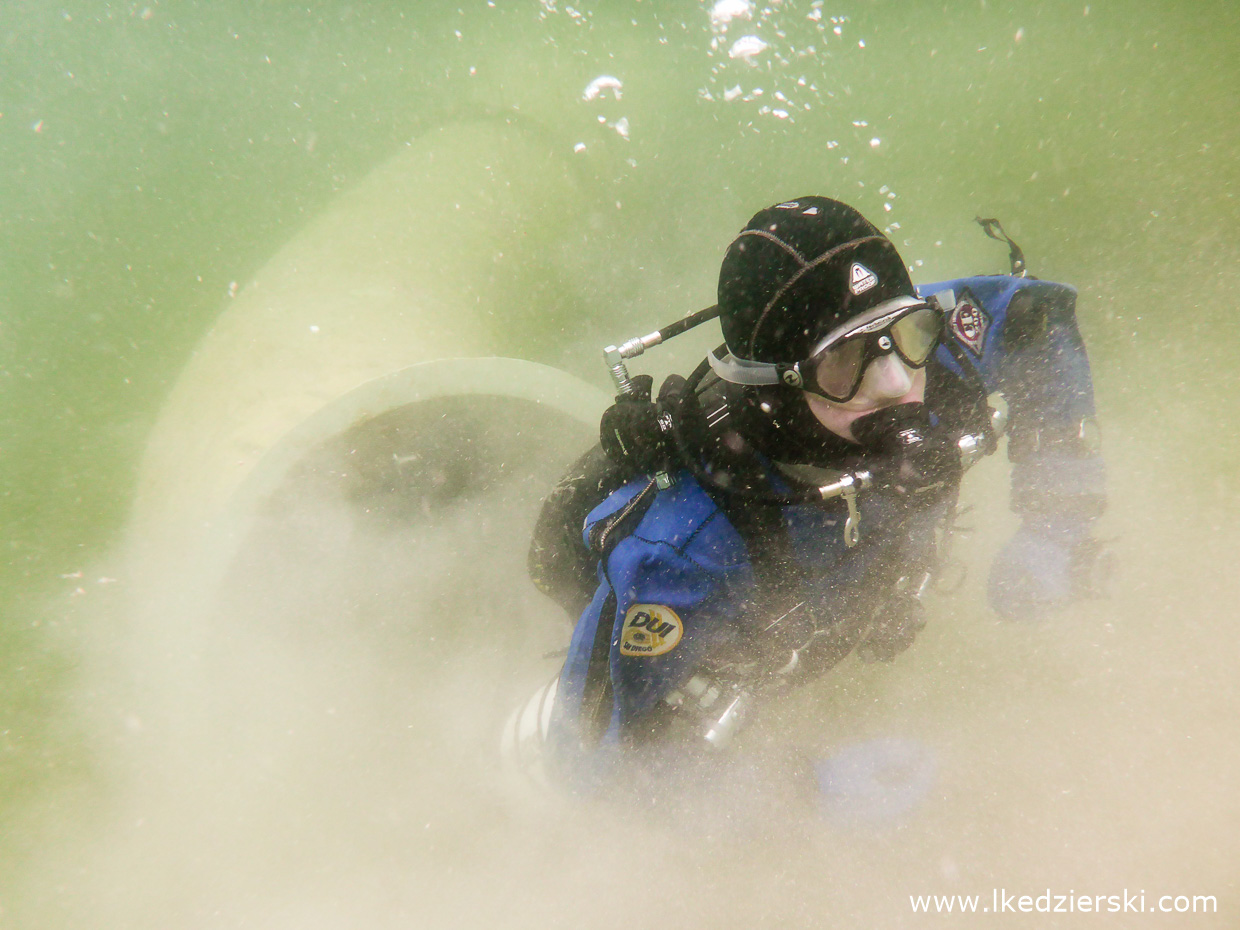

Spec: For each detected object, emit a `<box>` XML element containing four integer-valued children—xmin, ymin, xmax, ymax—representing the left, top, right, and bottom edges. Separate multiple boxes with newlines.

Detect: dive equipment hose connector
<box><xmin>603</xmin><ymin>344</ymin><xmax>636</xmax><ymax>396</ymax></box>
<box><xmin>603</xmin><ymin>331</ymin><xmax>668</xmax><ymax>395</ymax></box>
<box><xmin>704</xmin><ymin>688</ymin><xmax>755</xmax><ymax>750</ymax></box>
<box><xmin>602</xmin><ymin>306</ymin><xmax>723</xmax><ymax>490</ymax></box>
<box><xmin>662</xmin><ymin>674</ymin><xmax>754</xmax><ymax>750</ymax></box>
<box><xmin>602</xmin><ymin>304</ymin><xmax>723</xmax><ymax>396</ymax></box>
<box><xmin>957</xmin><ymin>433</ymin><xmax>985</xmax><ymax>469</ymax></box>
<box><xmin>811</xmin><ymin>424</ymin><xmax>992</xmax><ymax>547</ymax></box>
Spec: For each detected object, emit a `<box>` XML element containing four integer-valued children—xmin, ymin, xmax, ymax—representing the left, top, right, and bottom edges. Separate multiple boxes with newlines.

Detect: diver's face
<box><xmin>805</xmin><ymin>353</ymin><xmax>925</xmax><ymax>442</ymax></box>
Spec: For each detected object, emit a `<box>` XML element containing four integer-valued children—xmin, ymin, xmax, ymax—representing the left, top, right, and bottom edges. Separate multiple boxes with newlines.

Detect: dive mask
<box><xmin>709</xmin><ymin>295</ymin><xmax>945</xmax><ymax>403</ymax></box>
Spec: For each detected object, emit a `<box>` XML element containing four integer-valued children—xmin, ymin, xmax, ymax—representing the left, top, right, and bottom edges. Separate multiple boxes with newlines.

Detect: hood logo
<box><xmin>849</xmin><ymin>262</ymin><xmax>878</xmax><ymax>295</ymax></box>
<box><xmin>619</xmin><ymin>604</ymin><xmax>684</xmax><ymax>658</ymax></box>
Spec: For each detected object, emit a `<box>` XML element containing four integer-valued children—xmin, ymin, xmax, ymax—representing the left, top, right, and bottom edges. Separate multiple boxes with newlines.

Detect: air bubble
<box><xmin>729</xmin><ymin>35</ymin><xmax>769</xmax><ymax>61</ymax></box>
<box><xmin>709</xmin><ymin>0</ymin><xmax>754</xmax><ymax>30</ymax></box>
<box><xmin>582</xmin><ymin>75</ymin><xmax>623</xmax><ymax>101</ymax></box>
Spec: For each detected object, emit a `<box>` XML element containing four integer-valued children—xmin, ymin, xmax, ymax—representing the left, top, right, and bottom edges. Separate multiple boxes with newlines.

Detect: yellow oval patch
<box><xmin>619</xmin><ymin>604</ymin><xmax>684</xmax><ymax>658</ymax></box>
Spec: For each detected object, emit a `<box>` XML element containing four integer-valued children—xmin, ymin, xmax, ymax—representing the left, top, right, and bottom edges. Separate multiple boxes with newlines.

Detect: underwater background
<box><xmin>2</xmin><ymin>1</ymin><xmax>1238</xmax><ymax>926</ymax></box>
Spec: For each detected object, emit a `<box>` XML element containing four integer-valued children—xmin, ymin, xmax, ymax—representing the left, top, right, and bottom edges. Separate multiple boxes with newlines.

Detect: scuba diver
<box><xmin>510</xmin><ymin>196</ymin><xmax>1107</xmax><ymax>806</ymax></box>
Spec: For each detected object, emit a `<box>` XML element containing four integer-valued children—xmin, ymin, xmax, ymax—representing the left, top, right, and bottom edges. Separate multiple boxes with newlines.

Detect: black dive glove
<box><xmin>850</xmin><ymin>403</ymin><xmax>962</xmax><ymax>503</ymax></box>
<box><xmin>855</xmin><ymin>590</ymin><xmax>927</xmax><ymax>663</ymax></box>
<box><xmin>599</xmin><ymin>375</ymin><xmax>663</xmax><ymax>474</ymax></box>
<box><xmin>598</xmin><ymin>374</ymin><xmax>706</xmax><ymax>476</ymax></box>
<box><xmin>987</xmin><ymin>513</ymin><xmax>1113</xmax><ymax>621</ymax></box>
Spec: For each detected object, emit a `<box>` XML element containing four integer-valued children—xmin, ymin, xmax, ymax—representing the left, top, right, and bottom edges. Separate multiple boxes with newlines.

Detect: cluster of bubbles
<box><xmin>563</xmin><ymin>1</ymin><xmax>912</xmax><ymax>245</ymax></box>
<box><xmin>579</xmin><ymin>75</ymin><xmax>630</xmax><ymax>150</ymax></box>
<box><xmin>695</xmin><ymin>0</ymin><xmax>913</xmax><ymax>243</ymax></box>
<box><xmin>698</xmin><ymin>0</ymin><xmax>853</xmax><ymax>127</ymax></box>
<box><xmin>535</xmin><ymin>0</ymin><xmax>592</xmax><ymax>23</ymax></box>
<box><xmin>570</xmin><ymin>2</ymin><xmax>865</xmax><ymax>147</ymax></box>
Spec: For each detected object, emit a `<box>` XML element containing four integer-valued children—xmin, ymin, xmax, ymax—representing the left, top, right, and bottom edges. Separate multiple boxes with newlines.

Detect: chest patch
<box><xmin>619</xmin><ymin>604</ymin><xmax>684</xmax><ymax>658</ymax></box>
<box><xmin>948</xmin><ymin>293</ymin><xmax>991</xmax><ymax>357</ymax></box>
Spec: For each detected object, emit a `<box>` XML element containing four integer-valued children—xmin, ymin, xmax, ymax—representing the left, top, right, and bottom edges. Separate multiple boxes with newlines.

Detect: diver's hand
<box><xmin>856</xmin><ymin>591</ymin><xmax>927</xmax><ymax>663</ymax></box>
<box><xmin>599</xmin><ymin>374</ymin><xmax>706</xmax><ymax>477</ymax></box>
<box><xmin>987</xmin><ymin>517</ymin><xmax>1110</xmax><ymax>621</ymax></box>
<box><xmin>656</xmin><ymin>374</ymin><xmax>705</xmax><ymax>440</ymax></box>
<box><xmin>599</xmin><ymin>375</ymin><xmax>667</xmax><ymax>474</ymax></box>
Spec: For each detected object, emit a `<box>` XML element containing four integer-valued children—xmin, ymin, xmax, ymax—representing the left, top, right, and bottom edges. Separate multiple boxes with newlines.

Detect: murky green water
<box><xmin>2</xmin><ymin>1</ymin><xmax>1237</xmax><ymax>926</ymax></box>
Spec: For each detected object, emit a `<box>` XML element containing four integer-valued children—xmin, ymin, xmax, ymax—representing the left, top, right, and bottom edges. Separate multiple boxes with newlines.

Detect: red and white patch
<box><xmin>948</xmin><ymin>296</ymin><xmax>991</xmax><ymax>356</ymax></box>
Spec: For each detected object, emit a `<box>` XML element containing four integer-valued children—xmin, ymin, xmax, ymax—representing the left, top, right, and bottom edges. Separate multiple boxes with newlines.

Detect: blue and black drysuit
<box><xmin>547</xmin><ymin>275</ymin><xmax>1106</xmax><ymax>783</ymax></box>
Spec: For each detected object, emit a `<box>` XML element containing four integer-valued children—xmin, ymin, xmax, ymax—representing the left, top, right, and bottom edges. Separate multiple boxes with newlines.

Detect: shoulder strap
<box><xmin>939</xmin><ymin>336</ymin><xmax>997</xmax><ymax>453</ymax></box>
<box><xmin>692</xmin><ymin>374</ymin><xmax>808</xmax><ymax>607</ymax></box>
<box><xmin>975</xmin><ymin>216</ymin><xmax>1028</xmax><ymax>276</ymax></box>
<box><xmin>714</xmin><ymin>488</ymin><xmax>802</xmax><ymax>597</ymax></box>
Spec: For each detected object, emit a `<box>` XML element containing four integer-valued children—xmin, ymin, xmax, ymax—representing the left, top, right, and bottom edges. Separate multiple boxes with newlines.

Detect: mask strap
<box><xmin>707</xmin><ymin>348</ymin><xmax>783</xmax><ymax>386</ymax></box>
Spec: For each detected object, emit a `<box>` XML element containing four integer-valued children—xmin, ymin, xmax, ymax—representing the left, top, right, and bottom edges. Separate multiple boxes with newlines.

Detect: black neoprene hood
<box><xmin>718</xmin><ymin>196</ymin><xmax>917</xmax><ymax>364</ymax></box>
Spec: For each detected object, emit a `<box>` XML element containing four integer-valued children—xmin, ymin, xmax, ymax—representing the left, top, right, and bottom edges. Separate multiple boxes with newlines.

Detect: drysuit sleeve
<box><xmin>925</xmin><ymin>275</ymin><xmax>1108</xmax><ymax>619</ymax></box>
<box><xmin>994</xmin><ymin>282</ymin><xmax>1105</xmax><ymax>520</ymax></box>
<box><xmin>928</xmin><ymin>275</ymin><xmax>1106</xmax><ymax>520</ymax></box>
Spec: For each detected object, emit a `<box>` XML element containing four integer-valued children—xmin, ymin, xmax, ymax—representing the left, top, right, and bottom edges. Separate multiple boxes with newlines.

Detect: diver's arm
<box><xmin>988</xmin><ymin>282</ymin><xmax>1108</xmax><ymax>619</ymax></box>
<box><xmin>548</xmin><ymin>474</ymin><xmax>758</xmax><ymax>765</ymax></box>
<box><xmin>995</xmin><ymin>283</ymin><xmax>1106</xmax><ymax>519</ymax></box>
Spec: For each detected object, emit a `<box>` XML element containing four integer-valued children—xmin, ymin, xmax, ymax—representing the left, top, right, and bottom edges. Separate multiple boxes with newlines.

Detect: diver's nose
<box><xmin>859</xmin><ymin>351</ymin><xmax>914</xmax><ymax>401</ymax></box>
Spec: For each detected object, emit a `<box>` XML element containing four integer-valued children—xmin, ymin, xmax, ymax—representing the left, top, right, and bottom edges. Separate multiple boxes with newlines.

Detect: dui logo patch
<box><xmin>948</xmin><ymin>293</ymin><xmax>991</xmax><ymax>357</ymax></box>
<box><xmin>619</xmin><ymin>604</ymin><xmax>684</xmax><ymax>658</ymax></box>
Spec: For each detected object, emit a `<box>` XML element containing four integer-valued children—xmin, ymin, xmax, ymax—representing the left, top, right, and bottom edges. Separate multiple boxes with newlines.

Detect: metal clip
<box><xmin>817</xmin><ymin>469</ymin><xmax>871</xmax><ymax>548</ymax></box>
<box><xmin>841</xmin><ymin>482</ymin><xmax>861</xmax><ymax>547</ymax></box>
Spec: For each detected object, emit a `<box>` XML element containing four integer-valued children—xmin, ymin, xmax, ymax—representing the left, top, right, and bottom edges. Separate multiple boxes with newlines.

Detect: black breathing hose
<box><xmin>664</xmin><ymin>351</ymin><xmax>843</xmax><ymax>508</ymax></box>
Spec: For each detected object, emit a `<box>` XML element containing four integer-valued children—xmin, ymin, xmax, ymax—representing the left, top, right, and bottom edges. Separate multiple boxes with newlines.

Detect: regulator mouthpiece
<box><xmin>849</xmin><ymin>402</ymin><xmax>934</xmax><ymax>453</ymax></box>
